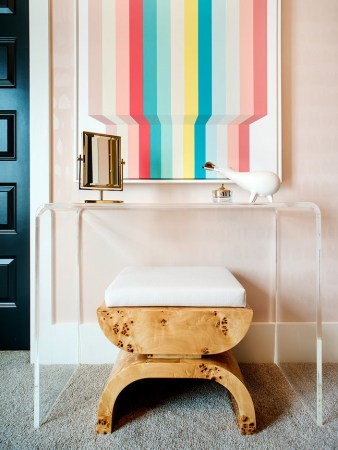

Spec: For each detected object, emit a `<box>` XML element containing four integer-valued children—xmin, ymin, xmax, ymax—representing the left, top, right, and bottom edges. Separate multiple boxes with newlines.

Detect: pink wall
<box><xmin>280</xmin><ymin>0</ymin><xmax>338</xmax><ymax>321</ymax></box>
<box><xmin>51</xmin><ymin>0</ymin><xmax>338</xmax><ymax>323</ymax></box>
<box><xmin>51</xmin><ymin>0</ymin><xmax>76</xmax><ymax>201</ymax></box>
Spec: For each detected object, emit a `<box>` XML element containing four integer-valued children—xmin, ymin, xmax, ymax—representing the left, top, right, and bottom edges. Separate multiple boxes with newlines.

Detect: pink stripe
<box><xmin>241</xmin><ymin>0</ymin><xmax>267</xmax><ymax>121</ymax></box>
<box><xmin>129</xmin><ymin>0</ymin><xmax>150</xmax><ymax>178</ymax></box>
<box><xmin>88</xmin><ymin>0</ymin><xmax>102</xmax><ymax>117</ymax></box>
<box><xmin>240</xmin><ymin>0</ymin><xmax>254</xmax><ymax>116</ymax></box>
<box><xmin>253</xmin><ymin>0</ymin><xmax>267</xmax><ymax>115</ymax></box>
<box><xmin>238</xmin><ymin>125</ymin><xmax>249</xmax><ymax>171</ymax></box>
<box><xmin>228</xmin><ymin>124</ymin><xmax>249</xmax><ymax>172</ymax></box>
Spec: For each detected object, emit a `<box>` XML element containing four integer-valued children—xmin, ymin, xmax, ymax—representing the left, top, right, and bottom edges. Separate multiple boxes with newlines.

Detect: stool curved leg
<box><xmin>96</xmin><ymin>352</ymin><xmax>140</xmax><ymax>434</ymax></box>
<box><xmin>96</xmin><ymin>351</ymin><xmax>255</xmax><ymax>435</ymax></box>
<box><xmin>200</xmin><ymin>352</ymin><xmax>256</xmax><ymax>435</ymax></box>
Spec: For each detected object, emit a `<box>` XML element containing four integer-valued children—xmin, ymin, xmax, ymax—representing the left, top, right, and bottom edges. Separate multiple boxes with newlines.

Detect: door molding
<box><xmin>29</xmin><ymin>0</ymin><xmax>51</xmax><ymax>355</ymax></box>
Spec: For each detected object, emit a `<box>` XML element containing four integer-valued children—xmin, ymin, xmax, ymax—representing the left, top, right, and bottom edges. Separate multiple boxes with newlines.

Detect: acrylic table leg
<box><xmin>34</xmin><ymin>206</ymin><xmax>49</xmax><ymax>429</ymax></box>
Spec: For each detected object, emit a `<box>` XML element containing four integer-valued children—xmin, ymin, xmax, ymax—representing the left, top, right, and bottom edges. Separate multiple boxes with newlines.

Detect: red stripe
<box><xmin>129</xmin><ymin>0</ymin><xmax>150</xmax><ymax>178</ymax></box>
<box><xmin>139</xmin><ymin>124</ymin><xmax>150</xmax><ymax>178</ymax></box>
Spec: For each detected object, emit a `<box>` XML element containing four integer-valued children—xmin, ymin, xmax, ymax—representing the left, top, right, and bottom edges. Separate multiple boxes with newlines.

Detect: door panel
<box><xmin>0</xmin><ymin>37</ymin><xmax>16</xmax><ymax>86</ymax></box>
<box><xmin>0</xmin><ymin>1</ymin><xmax>15</xmax><ymax>15</ymax></box>
<box><xmin>0</xmin><ymin>111</ymin><xmax>16</xmax><ymax>159</ymax></box>
<box><xmin>0</xmin><ymin>0</ymin><xmax>30</xmax><ymax>349</ymax></box>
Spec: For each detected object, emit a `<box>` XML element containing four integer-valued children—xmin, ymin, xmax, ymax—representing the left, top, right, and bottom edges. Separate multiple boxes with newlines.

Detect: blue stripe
<box><xmin>150</xmin><ymin>123</ymin><xmax>161</xmax><ymax>177</ymax></box>
<box><xmin>195</xmin><ymin>0</ymin><xmax>212</xmax><ymax>178</ymax></box>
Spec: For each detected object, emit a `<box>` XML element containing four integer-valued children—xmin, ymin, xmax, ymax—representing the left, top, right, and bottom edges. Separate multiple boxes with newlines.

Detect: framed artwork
<box><xmin>78</xmin><ymin>0</ymin><xmax>281</xmax><ymax>181</ymax></box>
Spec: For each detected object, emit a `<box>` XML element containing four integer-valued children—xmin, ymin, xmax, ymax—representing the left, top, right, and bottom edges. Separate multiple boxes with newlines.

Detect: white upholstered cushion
<box><xmin>104</xmin><ymin>266</ymin><xmax>246</xmax><ymax>307</ymax></box>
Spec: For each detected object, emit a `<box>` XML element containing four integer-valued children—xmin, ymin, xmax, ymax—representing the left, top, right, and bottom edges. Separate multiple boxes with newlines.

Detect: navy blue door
<box><xmin>0</xmin><ymin>0</ymin><xmax>30</xmax><ymax>349</ymax></box>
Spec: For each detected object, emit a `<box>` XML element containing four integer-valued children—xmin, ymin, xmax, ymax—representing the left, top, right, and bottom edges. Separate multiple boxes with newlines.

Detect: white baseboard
<box><xmin>233</xmin><ymin>322</ymin><xmax>338</xmax><ymax>363</ymax></box>
<box><xmin>34</xmin><ymin>322</ymin><xmax>338</xmax><ymax>364</ymax></box>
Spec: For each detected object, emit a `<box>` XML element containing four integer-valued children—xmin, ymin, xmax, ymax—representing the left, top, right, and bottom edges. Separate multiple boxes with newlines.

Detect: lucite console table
<box><xmin>33</xmin><ymin>202</ymin><xmax>322</xmax><ymax>429</ymax></box>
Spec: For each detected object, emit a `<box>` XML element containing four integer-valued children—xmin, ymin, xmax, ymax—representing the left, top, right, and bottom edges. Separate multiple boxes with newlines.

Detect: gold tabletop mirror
<box><xmin>78</xmin><ymin>131</ymin><xmax>125</xmax><ymax>203</ymax></box>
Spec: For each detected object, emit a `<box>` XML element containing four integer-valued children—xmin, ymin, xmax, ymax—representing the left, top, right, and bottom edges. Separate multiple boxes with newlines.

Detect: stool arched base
<box><xmin>96</xmin><ymin>350</ymin><xmax>256</xmax><ymax>435</ymax></box>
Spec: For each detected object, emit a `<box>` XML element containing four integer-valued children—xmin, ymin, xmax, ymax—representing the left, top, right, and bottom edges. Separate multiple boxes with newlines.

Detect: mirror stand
<box><xmin>84</xmin><ymin>190</ymin><xmax>124</xmax><ymax>204</ymax></box>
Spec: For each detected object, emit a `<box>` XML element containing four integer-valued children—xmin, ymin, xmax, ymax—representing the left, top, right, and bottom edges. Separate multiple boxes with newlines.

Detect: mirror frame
<box><xmin>79</xmin><ymin>131</ymin><xmax>124</xmax><ymax>191</ymax></box>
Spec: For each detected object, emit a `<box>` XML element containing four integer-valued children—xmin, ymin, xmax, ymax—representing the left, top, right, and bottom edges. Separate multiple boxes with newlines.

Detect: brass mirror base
<box><xmin>83</xmin><ymin>200</ymin><xmax>124</xmax><ymax>204</ymax></box>
<box><xmin>82</xmin><ymin>190</ymin><xmax>123</xmax><ymax>203</ymax></box>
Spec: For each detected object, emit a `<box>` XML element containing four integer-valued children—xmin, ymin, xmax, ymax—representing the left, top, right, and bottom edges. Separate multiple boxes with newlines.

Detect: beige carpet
<box><xmin>0</xmin><ymin>352</ymin><xmax>337</xmax><ymax>450</ymax></box>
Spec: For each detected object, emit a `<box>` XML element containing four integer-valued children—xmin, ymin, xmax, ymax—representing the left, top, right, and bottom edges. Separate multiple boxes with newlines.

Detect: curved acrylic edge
<box><xmin>35</xmin><ymin>201</ymin><xmax>322</xmax><ymax>214</ymax></box>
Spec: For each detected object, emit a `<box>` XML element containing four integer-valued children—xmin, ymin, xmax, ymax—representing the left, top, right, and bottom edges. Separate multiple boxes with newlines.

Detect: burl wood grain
<box><xmin>96</xmin><ymin>350</ymin><xmax>256</xmax><ymax>435</ymax></box>
<box><xmin>97</xmin><ymin>305</ymin><xmax>253</xmax><ymax>355</ymax></box>
<box><xmin>96</xmin><ymin>305</ymin><xmax>255</xmax><ymax>435</ymax></box>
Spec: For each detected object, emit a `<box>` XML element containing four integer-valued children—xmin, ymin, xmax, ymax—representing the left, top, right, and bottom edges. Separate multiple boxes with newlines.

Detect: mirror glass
<box><xmin>80</xmin><ymin>132</ymin><xmax>123</xmax><ymax>190</ymax></box>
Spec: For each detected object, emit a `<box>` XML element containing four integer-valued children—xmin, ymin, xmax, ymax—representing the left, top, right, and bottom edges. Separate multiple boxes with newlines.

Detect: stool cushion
<box><xmin>104</xmin><ymin>266</ymin><xmax>246</xmax><ymax>307</ymax></box>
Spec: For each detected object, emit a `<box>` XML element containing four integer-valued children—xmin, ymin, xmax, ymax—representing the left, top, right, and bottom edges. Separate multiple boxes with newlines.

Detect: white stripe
<box><xmin>225</xmin><ymin>0</ymin><xmax>240</xmax><ymax>116</ymax></box>
<box><xmin>102</xmin><ymin>0</ymin><xmax>116</xmax><ymax>118</ymax></box>
<box><xmin>172</xmin><ymin>125</ymin><xmax>184</xmax><ymax>178</ymax></box>
<box><xmin>250</xmin><ymin>0</ymin><xmax>279</xmax><ymax>173</ymax></box>
<box><xmin>217</xmin><ymin>124</ymin><xmax>228</xmax><ymax>170</ymax></box>
<box><xmin>205</xmin><ymin>124</ymin><xmax>218</xmax><ymax>178</ymax></box>
<box><xmin>212</xmin><ymin>0</ymin><xmax>226</xmax><ymax>119</ymax></box>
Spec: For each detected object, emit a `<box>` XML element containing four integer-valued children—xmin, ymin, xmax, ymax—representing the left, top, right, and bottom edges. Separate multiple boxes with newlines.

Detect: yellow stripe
<box><xmin>183</xmin><ymin>0</ymin><xmax>198</xmax><ymax>178</ymax></box>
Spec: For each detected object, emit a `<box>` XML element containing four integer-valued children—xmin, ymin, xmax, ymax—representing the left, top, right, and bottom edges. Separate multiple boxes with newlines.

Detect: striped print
<box><xmin>88</xmin><ymin>0</ymin><xmax>268</xmax><ymax>179</ymax></box>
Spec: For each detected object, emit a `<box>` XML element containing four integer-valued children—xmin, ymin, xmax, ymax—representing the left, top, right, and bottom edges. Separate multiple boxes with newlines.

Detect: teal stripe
<box><xmin>151</xmin><ymin>123</ymin><xmax>161</xmax><ymax>178</ymax></box>
<box><xmin>143</xmin><ymin>0</ymin><xmax>161</xmax><ymax>178</ymax></box>
<box><xmin>161</xmin><ymin>124</ymin><xmax>172</xmax><ymax>178</ymax></box>
<box><xmin>225</xmin><ymin>0</ymin><xmax>240</xmax><ymax>115</ymax></box>
<box><xmin>143</xmin><ymin>0</ymin><xmax>157</xmax><ymax>117</ymax></box>
<box><xmin>157</xmin><ymin>0</ymin><xmax>172</xmax><ymax>178</ymax></box>
<box><xmin>195</xmin><ymin>0</ymin><xmax>212</xmax><ymax>178</ymax></box>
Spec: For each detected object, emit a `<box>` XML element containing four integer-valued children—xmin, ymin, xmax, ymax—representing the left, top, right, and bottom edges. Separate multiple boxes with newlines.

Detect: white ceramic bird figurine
<box><xmin>203</xmin><ymin>161</ymin><xmax>281</xmax><ymax>203</ymax></box>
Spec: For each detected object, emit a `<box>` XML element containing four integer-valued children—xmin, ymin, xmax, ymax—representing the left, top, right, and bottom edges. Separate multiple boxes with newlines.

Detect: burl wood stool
<box><xmin>96</xmin><ymin>267</ymin><xmax>256</xmax><ymax>435</ymax></box>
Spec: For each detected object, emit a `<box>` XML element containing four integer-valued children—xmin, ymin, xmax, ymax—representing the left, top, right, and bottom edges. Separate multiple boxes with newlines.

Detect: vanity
<box><xmin>33</xmin><ymin>201</ymin><xmax>322</xmax><ymax>429</ymax></box>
